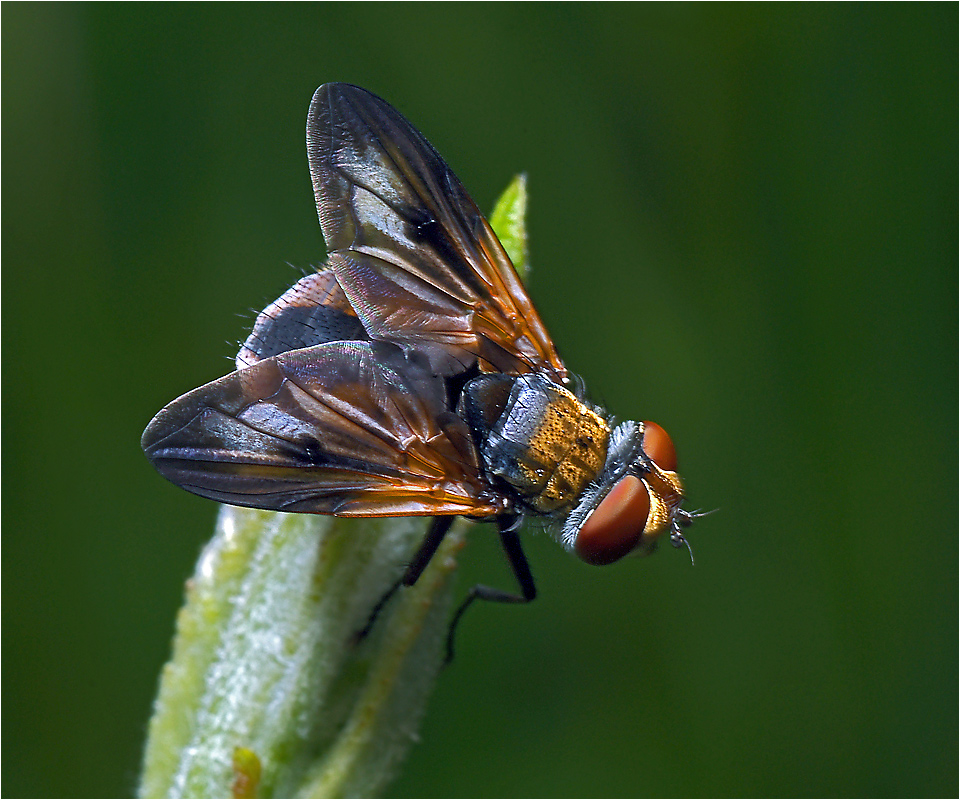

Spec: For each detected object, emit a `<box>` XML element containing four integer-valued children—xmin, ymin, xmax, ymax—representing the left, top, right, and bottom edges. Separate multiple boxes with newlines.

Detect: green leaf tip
<box><xmin>489</xmin><ymin>173</ymin><xmax>529</xmax><ymax>281</ymax></box>
<box><xmin>140</xmin><ymin>178</ymin><xmax>526</xmax><ymax>798</ymax></box>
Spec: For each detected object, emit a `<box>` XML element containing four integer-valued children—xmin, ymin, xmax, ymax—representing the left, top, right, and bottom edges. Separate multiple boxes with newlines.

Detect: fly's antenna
<box><xmin>671</xmin><ymin>507</ymin><xmax>718</xmax><ymax>566</ymax></box>
<box><xmin>671</xmin><ymin>528</ymin><xmax>695</xmax><ymax>566</ymax></box>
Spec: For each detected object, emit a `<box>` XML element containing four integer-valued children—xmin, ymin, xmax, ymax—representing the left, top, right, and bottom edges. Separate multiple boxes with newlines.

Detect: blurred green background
<box><xmin>4</xmin><ymin>4</ymin><xmax>956</xmax><ymax>797</ymax></box>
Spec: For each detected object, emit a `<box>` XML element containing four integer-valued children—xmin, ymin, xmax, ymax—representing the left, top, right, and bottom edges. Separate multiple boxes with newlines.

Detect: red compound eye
<box><xmin>641</xmin><ymin>420</ymin><xmax>677</xmax><ymax>472</ymax></box>
<box><xmin>575</xmin><ymin>475</ymin><xmax>650</xmax><ymax>565</ymax></box>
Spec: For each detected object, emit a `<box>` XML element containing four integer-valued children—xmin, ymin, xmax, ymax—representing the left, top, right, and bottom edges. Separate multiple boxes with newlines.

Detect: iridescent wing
<box><xmin>142</xmin><ymin>340</ymin><xmax>502</xmax><ymax>517</ymax></box>
<box><xmin>308</xmin><ymin>83</ymin><xmax>567</xmax><ymax>379</ymax></box>
<box><xmin>236</xmin><ymin>268</ymin><xmax>367</xmax><ymax>368</ymax></box>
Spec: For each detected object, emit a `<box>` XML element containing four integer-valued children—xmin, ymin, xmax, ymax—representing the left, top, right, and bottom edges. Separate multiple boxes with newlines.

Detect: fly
<box><xmin>142</xmin><ymin>84</ymin><xmax>702</xmax><ymax>654</ymax></box>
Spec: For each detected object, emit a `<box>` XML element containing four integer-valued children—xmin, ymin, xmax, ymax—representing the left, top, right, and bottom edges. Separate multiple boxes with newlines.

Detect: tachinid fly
<box><xmin>142</xmin><ymin>84</ymin><xmax>700</xmax><ymax>637</ymax></box>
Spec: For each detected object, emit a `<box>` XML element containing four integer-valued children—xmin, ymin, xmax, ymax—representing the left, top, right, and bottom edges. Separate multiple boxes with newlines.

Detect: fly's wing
<box><xmin>308</xmin><ymin>83</ymin><xmax>567</xmax><ymax>379</ymax></box>
<box><xmin>142</xmin><ymin>340</ymin><xmax>501</xmax><ymax>517</ymax></box>
<box><xmin>237</xmin><ymin>268</ymin><xmax>367</xmax><ymax>368</ymax></box>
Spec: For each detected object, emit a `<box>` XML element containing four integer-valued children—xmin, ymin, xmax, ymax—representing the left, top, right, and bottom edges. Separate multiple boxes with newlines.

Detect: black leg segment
<box><xmin>355</xmin><ymin>515</ymin><xmax>455</xmax><ymax>644</ymax></box>
<box><xmin>445</xmin><ymin>515</ymin><xmax>537</xmax><ymax>663</ymax></box>
<box><xmin>402</xmin><ymin>515</ymin><xmax>455</xmax><ymax>586</ymax></box>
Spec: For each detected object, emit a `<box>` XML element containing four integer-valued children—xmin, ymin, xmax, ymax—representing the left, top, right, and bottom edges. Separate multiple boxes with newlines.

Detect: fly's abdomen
<box><xmin>471</xmin><ymin>374</ymin><xmax>610</xmax><ymax>514</ymax></box>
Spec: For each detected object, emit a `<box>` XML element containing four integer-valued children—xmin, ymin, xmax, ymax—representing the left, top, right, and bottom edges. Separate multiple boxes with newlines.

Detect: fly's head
<box><xmin>564</xmin><ymin>421</ymin><xmax>703</xmax><ymax>566</ymax></box>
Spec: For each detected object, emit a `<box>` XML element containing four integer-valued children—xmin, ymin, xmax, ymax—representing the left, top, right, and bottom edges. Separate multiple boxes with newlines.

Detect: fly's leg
<box><xmin>353</xmin><ymin>515</ymin><xmax>455</xmax><ymax>643</ymax></box>
<box><xmin>445</xmin><ymin>515</ymin><xmax>536</xmax><ymax>664</ymax></box>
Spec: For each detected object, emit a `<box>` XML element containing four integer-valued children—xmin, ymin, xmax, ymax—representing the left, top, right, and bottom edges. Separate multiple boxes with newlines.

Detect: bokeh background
<box><xmin>4</xmin><ymin>5</ymin><xmax>956</xmax><ymax>797</ymax></box>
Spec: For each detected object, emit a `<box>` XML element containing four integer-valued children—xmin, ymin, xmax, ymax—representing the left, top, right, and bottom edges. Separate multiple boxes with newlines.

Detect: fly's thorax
<box><xmin>459</xmin><ymin>373</ymin><xmax>611</xmax><ymax>514</ymax></box>
<box><xmin>559</xmin><ymin>420</ymin><xmax>686</xmax><ymax>565</ymax></box>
